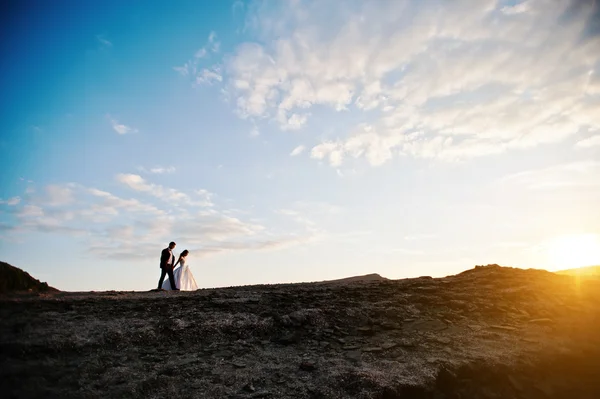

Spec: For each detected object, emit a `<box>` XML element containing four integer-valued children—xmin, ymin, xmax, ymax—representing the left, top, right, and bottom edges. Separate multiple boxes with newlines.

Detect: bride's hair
<box><xmin>181</xmin><ymin>250</ymin><xmax>189</xmax><ymax>257</ymax></box>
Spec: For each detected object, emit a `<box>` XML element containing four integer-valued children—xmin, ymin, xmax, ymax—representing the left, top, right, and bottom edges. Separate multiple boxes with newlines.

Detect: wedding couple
<box><xmin>157</xmin><ymin>241</ymin><xmax>198</xmax><ymax>291</ymax></box>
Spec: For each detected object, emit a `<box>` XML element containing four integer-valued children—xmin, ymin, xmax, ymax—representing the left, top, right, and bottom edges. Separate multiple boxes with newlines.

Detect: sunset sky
<box><xmin>1</xmin><ymin>0</ymin><xmax>600</xmax><ymax>291</ymax></box>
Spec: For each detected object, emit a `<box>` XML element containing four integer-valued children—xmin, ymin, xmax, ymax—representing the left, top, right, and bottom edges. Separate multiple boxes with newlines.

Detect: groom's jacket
<box><xmin>160</xmin><ymin>248</ymin><xmax>174</xmax><ymax>269</ymax></box>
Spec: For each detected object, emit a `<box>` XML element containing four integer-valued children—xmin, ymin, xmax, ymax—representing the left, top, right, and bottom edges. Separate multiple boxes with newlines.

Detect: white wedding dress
<box><xmin>162</xmin><ymin>256</ymin><xmax>198</xmax><ymax>291</ymax></box>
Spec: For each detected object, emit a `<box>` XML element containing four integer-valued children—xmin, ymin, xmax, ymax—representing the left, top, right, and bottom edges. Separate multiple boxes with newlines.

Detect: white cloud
<box><xmin>208</xmin><ymin>31</ymin><xmax>220</xmax><ymax>53</ymax></box>
<box><xmin>96</xmin><ymin>35</ymin><xmax>112</xmax><ymax>48</ymax></box>
<box><xmin>173</xmin><ymin>63</ymin><xmax>192</xmax><ymax>76</ymax></box>
<box><xmin>116</xmin><ymin>173</ymin><xmax>217</xmax><ymax>208</ymax></box>
<box><xmin>195</xmin><ymin>189</ymin><xmax>215</xmax><ymax>207</ymax></box>
<box><xmin>576</xmin><ymin>135</ymin><xmax>600</xmax><ymax>148</ymax></box>
<box><xmin>46</xmin><ymin>184</ymin><xmax>74</xmax><ymax>206</ymax></box>
<box><xmin>280</xmin><ymin>113</ymin><xmax>308</xmax><ymax>130</ymax></box>
<box><xmin>107</xmin><ymin>114</ymin><xmax>138</xmax><ymax>134</ymax></box>
<box><xmin>150</xmin><ymin>166</ymin><xmax>176</xmax><ymax>174</ymax></box>
<box><xmin>4</xmin><ymin>179</ymin><xmax>317</xmax><ymax>260</ymax></box>
<box><xmin>497</xmin><ymin>160</ymin><xmax>600</xmax><ymax>190</ymax></box>
<box><xmin>501</xmin><ymin>1</ymin><xmax>530</xmax><ymax>15</ymax></box>
<box><xmin>195</xmin><ymin>48</ymin><xmax>208</xmax><ymax>59</ymax></box>
<box><xmin>87</xmin><ymin>187</ymin><xmax>164</xmax><ymax>216</ymax></box>
<box><xmin>232</xmin><ymin>0</ymin><xmax>244</xmax><ymax>13</ymax></box>
<box><xmin>138</xmin><ymin>165</ymin><xmax>176</xmax><ymax>174</ymax></box>
<box><xmin>0</xmin><ymin>196</ymin><xmax>20</xmax><ymax>206</ymax></box>
<box><xmin>196</xmin><ymin>66</ymin><xmax>223</xmax><ymax>85</ymax></box>
<box><xmin>205</xmin><ymin>0</ymin><xmax>600</xmax><ymax>165</ymax></box>
<box><xmin>290</xmin><ymin>145</ymin><xmax>305</xmax><ymax>156</ymax></box>
<box><xmin>404</xmin><ymin>233</ymin><xmax>437</xmax><ymax>241</ymax></box>
<box><xmin>174</xmin><ymin>31</ymin><xmax>222</xmax><ymax>82</ymax></box>
<box><xmin>18</xmin><ymin>205</ymin><xmax>43</xmax><ymax>217</ymax></box>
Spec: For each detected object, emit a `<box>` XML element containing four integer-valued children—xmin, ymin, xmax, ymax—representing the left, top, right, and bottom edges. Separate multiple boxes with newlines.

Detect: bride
<box><xmin>162</xmin><ymin>249</ymin><xmax>198</xmax><ymax>291</ymax></box>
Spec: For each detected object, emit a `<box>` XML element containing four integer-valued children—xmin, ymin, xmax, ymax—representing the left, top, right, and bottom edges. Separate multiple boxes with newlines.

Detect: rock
<box><xmin>404</xmin><ymin>319</ymin><xmax>447</xmax><ymax>332</ymax></box>
<box><xmin>214</xmin><ymin>350</ymin><xmax>233</xmax><ymax>358</ymax></box>
<box><xmin>345</xmin><ymin>350</ymin><xmax>362</xmax><ymax>362</ymax></box>
<box><xmin>468</xmin><ymin>324</ymin><xmax>482</xmax><ymax>331</ymax></box>
<box><xmin>399</xmin><ymin>339</ymin><xmax>416</xmax><ymax>347</ymax></box>
<box><xmin>534</xmin><ymin>381</ymin><xmax>555</xmax><ymax>396</ymax></box>
<box><xmin>435</xmin><ymin>337</ymin><xmax>451</xmax><ymax>345</ymax></box>
<box><xmin>299</xmin><ymin>360</ymin><xmax>317</xmax><ymax>371</ymax></box>
<box><xmin>382</xmin><ymin>342</ymin><xmax>398</xmax><ymax>350</ymax></box>
<box><xmin>507</xmin><ymin>375</ymin><xmax>524</xmax><ymax>392</ymax></box>
<box><xmin>363</xmin><ymin>347</ymin><xmax>383</xmax><ymax>353</ymax></box>
<box><xmin>436</xmin><ymin>367</ymin><xmax>458</xmax><ymax>391</ymax></box>
<box><xmin>520</xmin><ymin>338</ymin><xmax>539</xmax><ymax>343</ymax></box>
<box><xmin>529</xmin><ymin>318</ymin><xmax>554</xmax><ymax>325</ymax></box>
<box><xmin>279</xmin><ymin>315</ymin><xmax>293</xmax><ymax>326</ymax></box>
<box><xmin>243</xmin><ymin>382</ymin><xmax>256</xmax><ymax>393</ymax></box>
<box><xmin>489</xmin><ymin>325</ymin><xmax>517</xmax><ymax>332</ymax></box>
<box><xmin>445</xmin><ymin>325</ymin><xmax>463</xmax><ymax>334</ymax></box>
<box><xmin>381</xmin><ymin>321</ymin><xmax>400</xmax><ymax>330</ymax></box>
<box><xmin>278</xmin><ymin>333</ymin><xmax>300</xmax><ymax>344</ymax></box>
<box><xmin>336</xmin><ymin>338</ymin><xmax>346</xmax><ymax>344</ymax></box>
<box><xmin>357</xmin><ymin>326</ymin><xmax>374</xmax><ymax>335</ymax></box>
<box><xmin>232</xmin><ymin>361</ymin><xmax>247</xmax><ymax>368</ymax></box>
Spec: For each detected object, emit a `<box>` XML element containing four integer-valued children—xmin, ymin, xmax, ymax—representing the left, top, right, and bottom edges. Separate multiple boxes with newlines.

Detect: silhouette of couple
<box><xmin>157</xmin><ymin>241</ymin><xmax>198</xmax><ymax>291</ymax></box>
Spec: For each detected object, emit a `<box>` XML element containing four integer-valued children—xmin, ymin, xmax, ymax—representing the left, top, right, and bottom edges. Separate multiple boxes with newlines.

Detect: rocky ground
<box><xmin>1</xmin><ymin>264</ymin><xmax>600</xmax><ymax>398</ymax></box>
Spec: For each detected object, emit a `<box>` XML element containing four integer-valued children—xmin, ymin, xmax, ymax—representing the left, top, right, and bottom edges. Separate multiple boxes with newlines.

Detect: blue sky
<box><xmin>1</xmin><ymin>0</ymin><xmax>600</xmax><ymax>291</ymax></box>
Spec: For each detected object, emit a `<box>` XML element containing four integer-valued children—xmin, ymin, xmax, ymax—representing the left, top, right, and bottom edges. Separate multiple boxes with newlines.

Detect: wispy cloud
<box><xmin>576</xmin><ymin>135</ymin><xmax>600</xmax><ymax>148</ymax></box>
<box><xmin>290</xmin><ymin>145</ymin><xmax>305</xmax><ymax>156</ymax></box>
<box><xmin>232</xmin><ymin>0</ymin><xmax>244</xmax><ymax>14</ymax></box>
<box><xmin>196</xmin><ymin>66</ymin><xmax>223</xmax><ymax>85</ymax></box>
<box><xmin>116</xmin><ymin>173</ymin><xmax>198</xmax><ymax>205</ymax></box>
<box><xmin>404</xmin><ymin>233</ymin><xmax>437</xmax><ymax>241</ymax></box>
<box><xmin>4</xmin><ymin>178</ymin><xmax>319</xmax><ymax>261</ymax></box>
<box><xmin>0</xmin><ymin>196</ymin><xmax>20</xmax><ymax>206</ymax></box>
<box><xmin>202</xmin><ymin>0</ymin><xmax>600</xmax><ymax>165</ymax></box>
<box><xmin>107</xmin><ymin>114</ymin><xmax>138</xmax><ymax>134</ymax></box>
<box><xmin>501</xmin><ymin>2</ymin><xmax>530</xmax><ymax>15</ymax></box>
<box><xmin>497</xmin><ymin>160</ymin><xmax>600</xmax><ymax>190</ymax></box>
<box><xmin>46</xmin><ymin>184</ymin><xmax>75</xmax><ymax>206</ymax></box>
<box><xmin>174</xmin><ymin>31</ymin><xmax>222</xmax><ymax>82</ymax></box>
<box><xmin>96</xmin><ymin>34</ymin><xmax>113</xmax><ymax>48</ymax></box>
<box><xmin>137</xmin><ymin>165</ymin><xmax>176</xmax><ymax>174</ymax></box>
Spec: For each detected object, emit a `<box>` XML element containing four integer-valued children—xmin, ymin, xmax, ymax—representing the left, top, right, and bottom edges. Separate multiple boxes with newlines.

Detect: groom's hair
<box><xmin>169</xmin><ymin>241</ymin><xmax>176</xmax><ymax>246</ymax></box>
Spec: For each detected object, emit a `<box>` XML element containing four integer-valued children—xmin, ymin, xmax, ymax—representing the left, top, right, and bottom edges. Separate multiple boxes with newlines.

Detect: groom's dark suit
<box><xmin>157</xmin><ymin>247</ymin><xmax>177</xmax><ymax>290</ymax></box>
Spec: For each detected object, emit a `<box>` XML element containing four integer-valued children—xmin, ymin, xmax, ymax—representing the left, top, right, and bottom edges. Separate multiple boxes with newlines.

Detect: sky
<box><xmin>1</xmin><ymin>0</ymin><xmax>600</xmax><ymax>291</ymax></box>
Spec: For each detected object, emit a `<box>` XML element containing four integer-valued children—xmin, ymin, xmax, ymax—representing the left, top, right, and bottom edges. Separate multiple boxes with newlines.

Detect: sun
<box><xmin>546</xmin><ymin>234</ymin><xmax>600</xmax><ymax>271</ymax></box>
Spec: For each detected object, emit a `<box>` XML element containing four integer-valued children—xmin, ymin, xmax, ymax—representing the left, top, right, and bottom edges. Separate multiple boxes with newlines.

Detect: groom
<box><xmin>157</xmin><ymin>241</ymin><xmax>179</xmax><ymax>290</ymax></box>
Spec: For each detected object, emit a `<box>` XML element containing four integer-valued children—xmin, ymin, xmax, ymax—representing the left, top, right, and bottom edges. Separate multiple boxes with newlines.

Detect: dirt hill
<box><xmin>1</xmin><ymin>264</ymin><xmax>599</xmax><ymax>398</ymax></box>
<box><xmin>0</xmin><ymin>261</ymin><xmax>58</xmax><ymax>294</ymax></box>
<box><xmin>315</xmin><ymin>273</ymin><xmax>388</xmax><ymax>284</ymax></box>
<box><xmin>556</xmin><ymin>265</ymin><xmax>600</xmax><ymax>277</ymax></box>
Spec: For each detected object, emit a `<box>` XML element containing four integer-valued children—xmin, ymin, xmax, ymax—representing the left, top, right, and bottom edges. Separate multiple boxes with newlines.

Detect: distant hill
<box><xmin>556</xmin><ymin>265</ymin><xmax>600</xmax><ymax>277</ymax></box>
<box><xmin>315</xmin><ymin>273</ymin><xmax>388</xmax><ymax>284</ymax></box>
<box><xmin>0</xmin><ymin>261</ymin><xmax>58</xmax><ymax>294</ymax></box>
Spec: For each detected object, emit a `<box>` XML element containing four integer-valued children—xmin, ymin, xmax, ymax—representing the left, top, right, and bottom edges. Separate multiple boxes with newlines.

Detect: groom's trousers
<box><xmin>158</xmin><ymin>267</ymin><xmax>177</xmax><ymax>290</ymax></box>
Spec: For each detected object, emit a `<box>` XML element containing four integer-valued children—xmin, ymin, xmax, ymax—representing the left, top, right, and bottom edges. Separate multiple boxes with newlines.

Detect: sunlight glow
<box><xmin>547</xmin><ymin>234</ymin><xmax>600</xmax><ymax>271</ymax></box>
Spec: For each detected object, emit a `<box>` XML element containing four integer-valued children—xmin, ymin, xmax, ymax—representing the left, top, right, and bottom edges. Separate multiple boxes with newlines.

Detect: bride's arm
<box><xmin>173</xmin><ymin>255</ymin><xmax>182</xmax><ymax>268</ymax></box>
